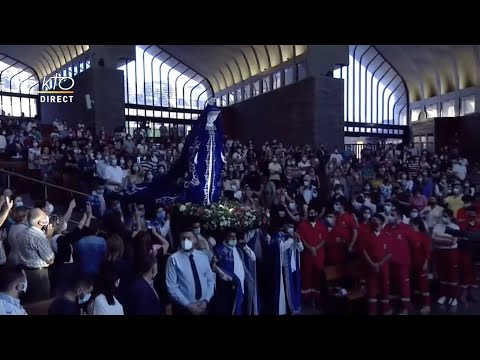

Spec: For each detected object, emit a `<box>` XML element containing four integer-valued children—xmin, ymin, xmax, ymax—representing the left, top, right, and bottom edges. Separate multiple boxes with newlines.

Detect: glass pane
<box><xmin>128</xmin><ymin>108</ymin><xmax>137</xmax><ymax>116</ymax></box>
<box><xmin>1</xmin><ymin>96</ymin><xmax>12</xmax><ymax>116</ymax></box>
<box><xmin>297</xmin><ymin>62</ymin><xmax>307</xmax><ymax>80</ymax></box>
<box><xmin>262</xmin><ymin>76</ymin><xmax>270</xmax><ymax>93</ymax></box>
<box><xmin>273</xmin><ymin>71</ymin><xmax>281</xmax><ymax>90</ymax></box>
<box><xmin>460</xmin><ymin>95</ymin><xmax>475</xmax><ymax>116</ymax></box>
<box><xmin>228</xmin><ymin>92</ymin><xmax>234</xmax><ymax>105</ymax></box>
<box><xmin>236</xmin><ymin>87</ymin><xmax>242</xmax><ymax>102</ymax></box>
<box><xmin>185</xmin><ymin>113</ymin><xmax>191</xmax><ymax>120</ymax></box>
<box><xmin>411</xmin><ymin>109</ymin><xmax>422</xmax><ymax>122</ymax></box>
<box><xmin>30</xmin><ymin>98</ymin><xmax>37</xmax><ymax>118</ymax></box>
<box><xmin>137</xmin><ymin>109</ymin><xmax>146</xmax><ymax>117</ymax></box>
<box><xmin>252</xmin><ymin>81</ymin><xmax>260</xmax><ymax>96</ymax></box>
<box><xmin>426</xmin><ymin>104</ymin><xmax>437</xmax><ymax>118</ymax></box>
<box><xmin>285</xmin><ymin>66</ymin><xmax>294</xmax><ymax>85</ymax></box>
<box><xmin>154</xmin><ymin>110</ymin><xmax>162</xmax><ymax>118</ymax></box>
<box><xmin>146</xmin><ymin>110</ymin><xmax>154</xmax><ymax>117</ymax></box>
<box><xmin>21</xmin><ymin>97</ymin><xmax>30</xmax><ymax>117</ymax></box>
<box><xmin>125</xmin><ymin>108</ymin><xmax>129</xmax><ymax>115</ymax></box>
<box><xmin>162</xmin><ymin>111</ymin><xmax>170</xmax><ymax>118</ymax></box>
<box><xmin>11</xmin><ymin>97</ymin><xmax>21</xmax><ymax>116</ymax></box>
<box><xmin>244</xmin><ymin>84</ymin><xmax>251</xmax><ymax>100</ymax></box>
<box><xmin>441</xmin><ymin>99</ymin><xmax>455</xmax><ymax>117</ymax></box>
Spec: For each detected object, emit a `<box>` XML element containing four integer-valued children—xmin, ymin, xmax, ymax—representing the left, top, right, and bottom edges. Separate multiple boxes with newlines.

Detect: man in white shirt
<box><xmin>104</xmin><ymin>156</ymin><xmax>125</xmax><ymax>192</ymax></box>
<box><xmin>329</xmin><ymin>147</ymin><xmax>344</xmax><ymax>164</ymax></box>
<box><xmin>420</xmin><ymin>197</ymin><xmax>444</xmax><ymax>231</ymax></box>
<box><xmin>268</xmin><ymin>156</ymin><xmax>282</xmax><ymax>182</ymax></box>
<box><xmin>432</xmin><ymin>209</ymin><xmax>460</xmax><ymax>307</ymax></box>
<box><xmin>297</xmin><ymin>156</ymin><xmax>311</xmax><ymax>176</ymax></box>
<box><xmin>0</xmin><ymin>265</ymin><xmax>28</xmax><ymax>315</ymax></box>
<box><xmin>166</xmin><ymin>229</ymin><xmax>215</xmax><ymax>315</ymax></box>
<box><xmin>137</xmin><ymin>140</ymin><xmax>148</xmax><ymax>156</ymax></box>
<box><xmin>452</xmin><ymin>159</ymin><xmax>467</xmax><ymax>181</ymax></box>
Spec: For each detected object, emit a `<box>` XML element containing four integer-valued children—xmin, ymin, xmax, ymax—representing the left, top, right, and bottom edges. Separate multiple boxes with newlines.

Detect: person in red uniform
<box><xmin>357</xmin><ymin>207</ymin><xmax>374</xmax><ymax>285</ymax></box>
<box><xmin>298</xmin><ymin>206</ymin><xmax>327</xmax><ymax>309</ymax></box>
<box><xmin>409</xmin><ymin>217</ymin><xmax>431</xmax><ymax>314</ymax></box>
<box><xmin>432</xmin><ymin>209</ymin><xmax>460</xmax><ymax>308</ymax></box>
<box><xmin>324</xmin><ymin>211</ymin><xmax>346</xmax><ymax>266</ymax></box>
<box><xmin>456</xmin><ymin>195</ymin><xmax>477</xmax><ymax>226</ymax></box>
<box><xmin>362</xmin><ymin>213</ymin><xmax>393</xmax><ymax>315</ymax></box>
<box><xmin>333</xmin><ymin>199</ymin><xmax>358</xmax><ymax>254</ymax></box>
<box><xmin>384</xmin><ymin>209</ymin><xmax>414</xmax><ymax>314</ymax></box>
<box><xmin>456</xmin><ymin>205</ymin><xmax>479</xmax><ymax>303</ymax></box>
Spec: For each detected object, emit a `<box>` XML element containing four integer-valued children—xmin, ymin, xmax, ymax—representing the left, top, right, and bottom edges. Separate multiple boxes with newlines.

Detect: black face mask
<box><xmin>308</xmin><ymin>215</ymin><xmax>317</xmax><ymax>222</ymax></box>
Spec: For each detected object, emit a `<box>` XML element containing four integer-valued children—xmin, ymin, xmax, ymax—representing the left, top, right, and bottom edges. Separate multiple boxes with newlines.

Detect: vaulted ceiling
<box><xmin>0</xmin><ymin>45</ymin><xmax>89</xmax><ymax>80</ymax></box>
<box><xmin>0</xmin><ymin>44</ymin><xmax>478</xmax><ymax>103</ymax></box>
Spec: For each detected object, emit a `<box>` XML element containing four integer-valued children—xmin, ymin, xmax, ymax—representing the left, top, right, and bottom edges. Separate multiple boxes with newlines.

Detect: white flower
<box><xmin>179</xmin><ymin>205</ymin><xmax>187</xmax><ymax>212</ymax></box>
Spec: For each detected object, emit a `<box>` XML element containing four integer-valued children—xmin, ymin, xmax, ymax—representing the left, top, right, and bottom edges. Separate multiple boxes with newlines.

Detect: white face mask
<box><xmin>78</xmin><ymin>293</ymin><xmax>91</xmax><ymax>305</ymax></box>
<box><xmin>442</xmin><ymin>217</ymin><xmax>450</xmax><ymax>225</ymax></box>
<box><xmin>333</xmin><ymin>204</ymin><xmax>342</xmax><ymax>213</ymax></box>
<box><xmin>193</xmin><ymin>228</ymin><xmax>201</xmax><ymax>235</ymax></box>
<box><xmin>326</xmin><ymin>217</ymin><xmax>335</xmax><ymax>227</ymax></box>
<box><xmin>227</xmin><ymin>239</ymin><xmax>237</xmax><ymax>248</ymax></box>
<box><xmin>15</xmin><ymin>201</ymin><xmax>24</xmax><ymax>207</ymax></box>
<box><xmin>120</xmin><ymin>159</ymin><xmax>125</xmax><ymax>165</ymax></box>
<box><xmin>231</xmin><ymin>185</ymin><xmax>238</xmax><ymax>191</ymax></box>
<box><xmin>181</xmin><ymin>239</ymin><xmax>193</xmax><ymax>251</ymax></box>
<box><xmin>288</xmin><ymin>202</ymin><xmax>296</xmax><ymax>211</ymax></box>
<box><xmin>304</xmin><ymin>181</ymin><xmax>310</xmax><ymax>187</ymax></box>
<box><xmin>410</xmin><ymin>212</ymin><xmax>419</xmax><ymax>219</ymax></box>
<box><xmin>363</xmin><ymin>213</ymin><xmax>371</xmax><ymax>220</ymax></box>
<box><xmin>384</xmin><ymin>205</ymin><xmax>392</xmax><ymax>212</ymax></box>
<box><xmin>287</xmin><ymin>227</ymin><xmax>294</xmax><ymax>235</ymax></box>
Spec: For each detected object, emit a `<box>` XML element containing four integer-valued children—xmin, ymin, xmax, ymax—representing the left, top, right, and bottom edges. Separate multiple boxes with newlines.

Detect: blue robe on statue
<box><xmin>213</xmin><ymin>243</ymin><xmax>256</xmax><ymax>315</ymax></box>
<box><xmin>126</xmin><ymin>104</ymin><xmax>225</xmax><ymax>210</ymax></box>
<box><xmin>266</xmin><ymin>231</ymin><xmax>303</xmax><ymax>315</ymax></box>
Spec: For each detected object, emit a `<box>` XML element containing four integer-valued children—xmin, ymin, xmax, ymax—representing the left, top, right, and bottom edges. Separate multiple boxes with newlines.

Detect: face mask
<box><xmin>465</xmin><ymin>184</ymin><xmax>470</xmax><ymax>188</ymax></box>
<box><xmin>417</xmin><ymin>178</ymin><xmax>423</xmax><ymax>183</ymax></box>
<box><xmin>364</xmin><ymin>186</ymin><xmax>371</xmax><ymax>191</ymax></box>
<box><xmin>96</xmin><ymin>189</ymin><xmax>104</xmax><ymax>196</ymax></box>
<box><xmin>401</xmin><ymin>175</ymin><xmax>407</xmax><ymax>179</ymax></box>
<box><xmin>132</xmin><ymin>167</ymin><xmax>139</xmax><ymax>172</ymax></box>
<box><xmin>181</xmin><ymin>239</ymin><xmax>193</xmax><ymax>251</ymax></box>
<box><xmin>387</xmin><ymin>215</ymin><xmax>396</xmax><ymax>224</ymax></box>
<box><xmin>287</xmin><ymin>227</ymin><xmax>294</xmax><ymax>235</ymax></box>
<box><xmin>384</xmin><ymin>205</ymin><xmax>392</xmax><ymax>212</ymax></box>
<box><xmin>16</xmin><ymin>201</ymin><xmax>24</xmax><ymax>207</ymax></box>
<box><xmin>227</xmin><ymin>239</ymin><xmax>237</xmax><ymax>247</ymax></box>
<box><xmin>231</xmin><ymin>185</ymin><xmax>238</xmax><ymax>191</ymax></box>
<box><xmin>442</xmin><ymin>217</ymin><xmax>450</xmax><ymax>225</ymax></box>
<box><xmin>193</xmin><ymin>228</ymin><xmax>201</xmax><ymax>235</ymax></box>
<box><xmin>78</xmin><ymin>292</ymin><xmax>91</xmax><ymax>305</ymax></box>
<box><xmin>304</xmin><ymin>181</ymin><xmax>310</xmax><ymax>187</ymax></box>
<box><xmin>279</xmin><ymin>211</ymin><xmax>286</xmax><ymax>218</ymax></box>
<box><xmin>308</xmin><ymin>215</ymin><xmax>316</xmax><ymax>222</ymax></box>
<box><xmin>120</xmin><ymin>159</ymin><xmax>125</xmax><ymax>165</ymax></box>
<box><xmin>333</xmin><ymin>204</ymin><xmax>342</xmax><ymax>213</ymax></box>
<box><xmin>33</xmin><ymin>142</ymin><xmax>38</xmax><ymax>147</ymax></box>
<box><xmin>288</xmin><ymin>202</ymin><xmax>296</xmax><ymax>211</ymax></box>
<box><xmin>111</xmin><ymin>159</ymin><xmax>118</xmax><ymax>166</ymax></box>
<box><xmin>326</xmin><ymin>217</ymin><xmax>335</xmax><ymax>227</ymax></box>
<box><xmin>335</xmin><ymin>190</ymin><xmax>343</xmax><ymax>196</ymax></box>
<box><xmin>96</xmin><ymin>155</ymin><xmax>102</xmax><ymax>160</ymax></box>
<box><xmin>363</xmin><ymin>213</ymin><xmax>371</xmax><ymax>220</ymax></box>
<box><xmin>45</xmin><ymin>203</ymin><xmax>54</xmax><ymax>215</ymax></box>
<box><xmin>61</xmin><ymin>146</ymin><xmax>66</xmax><ymax>150</ymax></box>
<box><xmin>453</xmin><ymin>188</ymin><xmax>460</xmax><ymax>195</ymax></box>
<box><xmin>410</xmin><ymin>211</ymin><xmax>419</xmax><ymax>219</ymax></box>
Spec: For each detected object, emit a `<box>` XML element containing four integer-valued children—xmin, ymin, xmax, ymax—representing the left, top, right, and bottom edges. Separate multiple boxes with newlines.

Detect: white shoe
<box><xmin>449</xmin><ymin>298</ymin><xmax>458</xmax><ymax>307</ymax></box>
<box><xmin>437</xmin><ymin>296</ymin><xmax>447</xmax><ymax>305</ymax></box>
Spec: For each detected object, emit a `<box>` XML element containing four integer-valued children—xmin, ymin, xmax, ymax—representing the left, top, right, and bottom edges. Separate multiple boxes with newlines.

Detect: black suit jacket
<box><xmin>129</xmin><ymin>277</ymin><xmax>164</xmax><ymax>315</ymax></box>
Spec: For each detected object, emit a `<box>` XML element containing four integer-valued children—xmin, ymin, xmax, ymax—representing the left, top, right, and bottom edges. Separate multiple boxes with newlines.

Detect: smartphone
<box><xmin>136</xmin><ymin>157</ymin><xmax>141</xmax><ymax>164</ymax></box>
<box><xmin>146</xmin><ymin>220</ymin><xmax>152</xmax><ymax>230</ymax></box>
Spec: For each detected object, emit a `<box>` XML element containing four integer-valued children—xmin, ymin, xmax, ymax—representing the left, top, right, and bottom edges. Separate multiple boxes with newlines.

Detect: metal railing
<box><xmin>0</xmin><ymin>168</ymin><xmax>89</xmax><ymax>200</ymax></box>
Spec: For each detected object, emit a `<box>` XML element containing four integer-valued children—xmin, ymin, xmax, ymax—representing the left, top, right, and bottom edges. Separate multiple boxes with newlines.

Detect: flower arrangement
<box><xmin>171</xmin><ymin>201</ymin><xmax>270</xmax><ymax>233</ymax></box>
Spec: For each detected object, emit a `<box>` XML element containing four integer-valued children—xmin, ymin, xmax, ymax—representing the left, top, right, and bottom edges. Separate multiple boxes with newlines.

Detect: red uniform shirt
<box><xmin>385</xmin><ymin>222</ymin><xmax>415</xmax><ymax>266</ymax></box>
<box><xmin>335</xmin><ymin>212</ymin><xmax>358</xmax><ymax>247</ymax></box>
<box><xmin>298</xmin><ymin>220</ymin><xmax>328</xmax><ymax>248</ymax></box>
<box><xmin>362</xmin><ymin>229</ymin><xmax>392</xmax><ymax>263</ymax></box>
<box><xmin>410</xmin><ymin>231</ymin><xmax>431</xmax><ymax>266</ymax></box>
<box><xmin>457</xmin><ymin>206</ymin><xmax>480</xmax><ymax>228</ymax></box>
<box><xmin>325</xmin><ymin>226</ymin><xmax>347</xmax><ymax>264</ymax></box>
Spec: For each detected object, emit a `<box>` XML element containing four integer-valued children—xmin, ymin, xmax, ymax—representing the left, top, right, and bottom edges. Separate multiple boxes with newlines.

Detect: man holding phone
<box><xmin>18</xmin><ymin>208</ymin><xmax>55</xmax><ymax>304</ymax></box>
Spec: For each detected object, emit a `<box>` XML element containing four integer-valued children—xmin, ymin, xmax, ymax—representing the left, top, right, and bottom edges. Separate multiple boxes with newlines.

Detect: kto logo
<box><xmin>39</xmin><ymin>75</ymin><xmax>75</xmax><ymax>103</ymax></box>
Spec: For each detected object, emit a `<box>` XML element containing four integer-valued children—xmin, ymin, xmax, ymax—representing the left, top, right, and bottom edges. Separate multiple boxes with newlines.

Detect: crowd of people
<box><xmin>0</xmin><ymin>116</ymin><xmax>479</xmax><ymax>316</ymax></box>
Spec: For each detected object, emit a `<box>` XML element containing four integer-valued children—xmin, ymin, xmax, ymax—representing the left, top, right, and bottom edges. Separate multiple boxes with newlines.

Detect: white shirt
<box><xmin>330</xmin><ymin>153</ymin><xmax>343</xmax><ymax>163</ymax></box>
<box><xmin>96</xmin><ymin>160</ymin><xmax>108</xmax><ymax>179</ymax></box>
<box><xmin>104</xmin><ymin>165</ymin><xmax>125</xmax><ymax>191</ymax></box>
<box><xmin>232</xmin><ymin>247</ymin><xmax>245</xmax><ymax>293</ymax></box>
<box><xmin>422</xmin><ymin>205</ymin><xmax>444</xmax><ymax>229</ymax></box>
<box><xmin>452</xmin><ymin>164</ymin><xmax>467</xmax><ymax>180</ymax></box>
<box><xmin>91</xmin><ymin>294</ymin><xmax>124</xmax><ymax>315</ymax></box>
<box><xmin>432</xmin><ymin>223</ymin><xmax>459</xmax><ymax>249</ymax></box>
<box><xmin>0</xmin><ymin>135</ymin><xmax>6</xmax><ymax>150</ymax></box>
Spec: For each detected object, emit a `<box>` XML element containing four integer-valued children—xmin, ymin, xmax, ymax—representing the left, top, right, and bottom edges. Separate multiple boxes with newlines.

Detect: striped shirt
<box><xmin>18</xmin><ymin>226</ymin><xmax>54</xmax><ymax>269</ymax></box>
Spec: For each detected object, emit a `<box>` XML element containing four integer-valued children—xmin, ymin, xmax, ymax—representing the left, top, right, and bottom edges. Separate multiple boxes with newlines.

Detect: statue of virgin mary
<box><xmin>183</xmin><ymin>104</ymin><xmax>226</xmax><ymax>205</ymax></box>
<box><xmin>127</xmin><ymin>104</ymin><xmax>225</xmax><ymax>209</ymax></box>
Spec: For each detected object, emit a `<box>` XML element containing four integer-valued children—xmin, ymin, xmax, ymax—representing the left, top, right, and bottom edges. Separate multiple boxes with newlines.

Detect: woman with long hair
<box><xmin>89</xmin><ymin>263</ymin><xmax>124</xmax><ymax>315</ymax></box>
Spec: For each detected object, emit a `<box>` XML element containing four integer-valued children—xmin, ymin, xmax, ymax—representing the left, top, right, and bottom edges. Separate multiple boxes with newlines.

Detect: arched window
<box><xmin>0</xmin><ymin>55</ymin><xmax>38</xmax><ymax>118</ymax></box>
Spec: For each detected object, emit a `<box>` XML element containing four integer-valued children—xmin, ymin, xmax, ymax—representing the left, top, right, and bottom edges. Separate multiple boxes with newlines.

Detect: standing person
<box><xmin>420</xmin><ymin>197</ymin><xmax>444</xmax><ymax>232</ymax></box>
<box><xmin>166</xmin><ymin>229</ymin><xmax>215</xmax><ymax>315</ymax></box>
<box><xmin>409</xmin><ymin>218</ymin><xmax>431</xmax><ymax>314</ymax></box>
<box><xmin>212</xmin><ymin>230</ymin><xmax>256</xmax><ymax>315</ymax></box>
<box><xmin>267</xmin><ymin>221</ymin><xmax>304</xmax><ymax>315</ymax></box>
<box><xmin>432</xmin><ymin>209</ymin><xmax>460</xmax><ymax>308</ymax></box>
<box><xmin>128</xmin><ymin>254</ymin><xmax>164</xmax><ymax>315</ymax></box>
<box><xmin>384</xmin><ymin>209</ymin><xmax>414</xmax><ymax>315</ymax></box>
<box><xmin>89</xmin><ymin>264</ymin><xmax>124</xmax><ymax>315</ymax></box>
<box><xmin>444</xmin><ymin>184</ymin><xmax>464</xmax><ymax>218</ymax></box>
<box><xmin>6</xmin><ymin>206</ymin><xmax>28</xmax><ymax>265</ymax></box>
<box><xmin>333</xmin><ymin>199</ymin><xmax>359</xmax><ymax>254</ymax></box>
<box><xmin>73</xmin><ymin>218</ymin><xmax>106</xmax><ymax>277</ymax></box>
<box><xmin>48</xmin><ymin>275</ymin><xmax>94</xmax><ymax>315</ymax></box>
<box><xmin>297</xmin><ymin>206</ymin><xmax>327</xmax><ymax>309</ymax></box>
<box><xmin>0</xmin><ymin>264</ymin><xmax>28</xmax><ymax>315</ymax></box>
<box><xmin>324</xmin><ymin>211</ymin><xmax>346</xmax><ymax>266</ymax></box>
<box><xmin>362</xmin><ymin>214</ymin><xmax>393</xmax><ymax>315</ymax></box>
<box><xmin>18</xmin><ymin>208</ymin><xmax>55</xmax><ymax>304</ymax></box>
